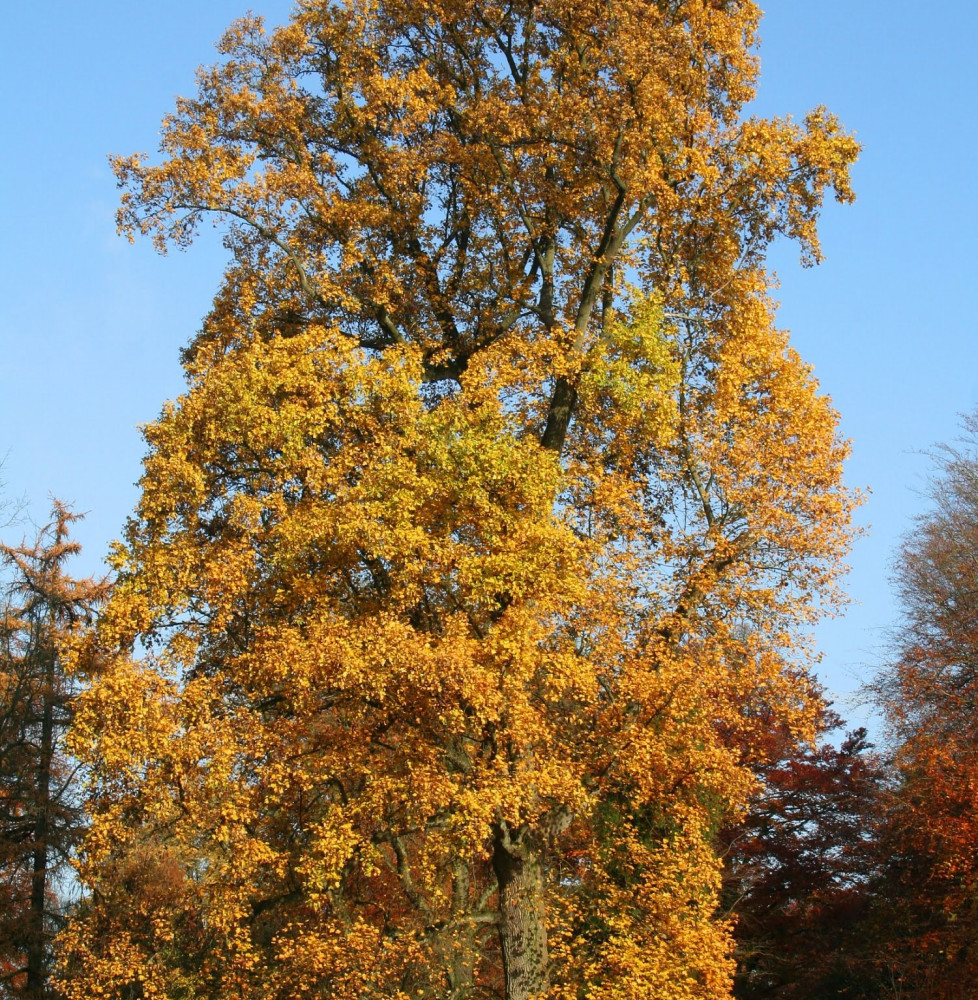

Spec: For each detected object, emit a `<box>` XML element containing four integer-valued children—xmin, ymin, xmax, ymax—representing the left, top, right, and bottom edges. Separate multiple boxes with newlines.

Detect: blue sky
<box><xmin>2</xmin><ymin>2</ymin><xmax>976</xmax><ymax>732</ymax></box>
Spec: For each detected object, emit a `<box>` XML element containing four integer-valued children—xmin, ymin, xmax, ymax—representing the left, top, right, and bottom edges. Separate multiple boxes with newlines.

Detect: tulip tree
<box><xmin>61</xmin><ymin>2</ymin><xmax>859</xmax><ymax>998</ymax></box>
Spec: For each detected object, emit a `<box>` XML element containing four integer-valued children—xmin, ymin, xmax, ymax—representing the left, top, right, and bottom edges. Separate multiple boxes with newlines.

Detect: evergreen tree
<box><xmin>0</xmin><ymin>505</ymin><xmax>107</xmax><ymax>999</ymax></box>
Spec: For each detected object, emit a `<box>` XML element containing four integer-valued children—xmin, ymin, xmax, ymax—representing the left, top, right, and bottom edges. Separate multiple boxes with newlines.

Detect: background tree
<box><xmin>61</xmin><ymin>3</ymin><xmax>859</xmax><ymax>998</ymax></box>
<box><xmin>720</xmin><ymin>702</ymin><xmax>886</xmax><ymax>1000</ymax></box>
<box><xmin>865</xmin><ymin>413</ymin><xmax>978</xmax><ymax>999</ymax></box>
<box><xmin>0</xmin><ymin>504</ymin><xmax>107</xmax><ymax>999</ymax></box>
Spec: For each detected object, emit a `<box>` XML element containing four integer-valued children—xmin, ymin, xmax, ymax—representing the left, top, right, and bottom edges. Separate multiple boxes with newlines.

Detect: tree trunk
<box><xmin>492</xmin><ymin>827</ymin><xmax>549</xmax><ymax>1000</ymax></box>
<box><xmin>541</xmin><ymin>377</ymin><xmax>577</xmax><ymax>455</ymax></box>
<box><xmin>445</xmin><ymin>860</ymin><xmax>476</xmax><ymax>1000</ymax></box>
<box><xmin>26</xmin><ymin>653</ymin><xmax>55</xmax><ymax>1000</ymax></box>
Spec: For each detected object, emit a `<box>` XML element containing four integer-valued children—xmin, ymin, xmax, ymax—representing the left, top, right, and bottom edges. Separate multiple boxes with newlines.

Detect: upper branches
<box><xmin>112</xmin><ymin>0</ymin><xmax>857</xmax><ymax>455</ymax></box>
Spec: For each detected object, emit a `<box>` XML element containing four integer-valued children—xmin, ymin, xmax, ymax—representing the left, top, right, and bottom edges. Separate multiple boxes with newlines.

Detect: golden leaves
<box><xmin>67</xmin><ymin>2</ymin><xmax>860</xmax><ymax>997</ymax></box>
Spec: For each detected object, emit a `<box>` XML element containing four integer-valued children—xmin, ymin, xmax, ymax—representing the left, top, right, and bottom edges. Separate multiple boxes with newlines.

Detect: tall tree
<box><xmin>61</xmin><ymin>3</ymin><xmax>858</xmax><ymax>998</ymax></box>
<box><xmin>0</xmin><ymin>504</ymin><xmax>107</xmax><ymax>999</ymax></box>
<box><xmin>867</xmin><ymin>414</ymin><xmax>978</xmax><ymax>999</ymax></box>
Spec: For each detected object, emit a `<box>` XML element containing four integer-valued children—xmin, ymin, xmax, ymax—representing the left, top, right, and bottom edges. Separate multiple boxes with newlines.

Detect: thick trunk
<box><xmin>492</xmin><ymin>828</ymin><xmax>549</xmax><ymax>1000</ymax></box>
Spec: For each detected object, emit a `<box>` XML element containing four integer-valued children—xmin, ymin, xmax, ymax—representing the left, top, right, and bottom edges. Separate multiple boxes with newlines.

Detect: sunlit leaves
<box><xmin>64</xmin><ymin>2</ymin><xmax>858</xmax><ymax>997</ymax></box>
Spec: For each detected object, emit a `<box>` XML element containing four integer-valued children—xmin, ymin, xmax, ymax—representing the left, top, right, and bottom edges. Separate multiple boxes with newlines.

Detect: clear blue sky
<box><xmin>2</xmin><ymin>2</ymin><xmax>976</xmax><ymax>732</ymax></box>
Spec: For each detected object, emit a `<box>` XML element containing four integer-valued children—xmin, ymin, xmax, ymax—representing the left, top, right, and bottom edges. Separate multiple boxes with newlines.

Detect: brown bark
<box><xmin>492</xmin><ymin>826</ymin><xmax>549</xmax><ymax>1000</ymax></box>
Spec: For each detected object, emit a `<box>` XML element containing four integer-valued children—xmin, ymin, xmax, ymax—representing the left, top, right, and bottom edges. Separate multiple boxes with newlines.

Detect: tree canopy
<box><xmin>60</xmin><ymin>3</ymin><xmax>859</xmax><ymax>998</ymax></box>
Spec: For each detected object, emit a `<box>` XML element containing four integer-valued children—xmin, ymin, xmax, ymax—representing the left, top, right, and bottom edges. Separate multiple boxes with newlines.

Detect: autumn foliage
<box><xmin>865</xmin><ymin>416</ymin><xmax>978</xmax><ymax>999</ymax></box>
<box><xmin>721</xmin><ymin>702</ymin><xmax>885</xmax><ymax>1000</ymax></box>
<box><xmin>0</xmin><ymin>506</ymin><xmax>107</xmax><ymax>999</ymax></box>
<box><xmin>57</xmin><ymin>2</ymin><xmax>859</xmax><ymax>998</ymax></box>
